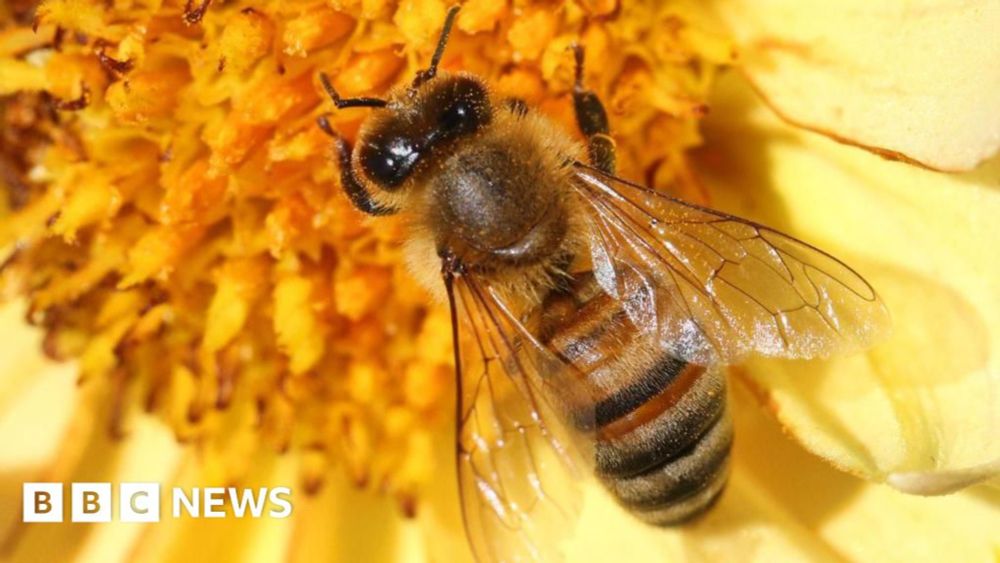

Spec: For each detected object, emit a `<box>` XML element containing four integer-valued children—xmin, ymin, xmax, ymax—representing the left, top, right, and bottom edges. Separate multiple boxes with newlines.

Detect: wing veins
<box><xmin>462</xmin><ymin>281</ymin><xmax>529</xmax><ymax>533</ymax></box>
<box><xmin>577</xmin><ymin>161</ymin><xmax>879</xmax><ymax>305</ymax></box>
<box><xmin>578</xmin><ymin>179</ymin><xmax>714</xmax><ymax>292</ymax></box>
<box><xmin>463</xmin><ymin>276</ymin><xmax>577</xmax><ymax>537</ymax></box>
<box><xmin>571</xmin><ymin>162</ymin><xmax>888</xmax><ymax>363</ymax></box>
<box><xmin>583</xmin><ymin>189</ymin><xmax>731</xmax><ymax>356</ymax></box>
<box><xmin>456</xmin><ymin>284</ymin><xmax>494</xmax><ymax>431</ymax></box>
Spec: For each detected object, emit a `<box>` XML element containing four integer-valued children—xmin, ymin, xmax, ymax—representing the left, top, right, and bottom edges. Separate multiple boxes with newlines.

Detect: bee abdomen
<box><xmin>594</xmin><ymin>362</ymin><xmax>726</xmax><ymax>478</ymax></box>
<box><xmin>593</xmin><ymin>362</ymin><xmax>731</xmax><ymax>524</ymax></box>
<box><xmin>539</xmin><ymin>272</ymin><xmax>732</xmax><ymax>523</ymax></box>
<box><xmin>603</xmin><ymin>401</ymin><xmax>732</xmax><ymax>525</ymax></box>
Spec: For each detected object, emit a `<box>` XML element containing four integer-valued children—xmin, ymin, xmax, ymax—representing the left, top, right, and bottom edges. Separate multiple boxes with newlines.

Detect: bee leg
<box><xmin>316</xmin><ymin>114</ymin><xmax>399</xmax><ymax>216</ymax></box>
<box><xmin>571</xmin><ymin>44</ymin><xmax>616</xmax><ymax>175</ymax></box>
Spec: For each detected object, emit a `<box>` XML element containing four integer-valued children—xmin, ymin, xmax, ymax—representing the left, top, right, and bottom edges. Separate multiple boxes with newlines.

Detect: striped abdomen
<box><xmin>539</xmin><ymin>273</ymin><xmax>731</xmax><ymax>524</ymax></box>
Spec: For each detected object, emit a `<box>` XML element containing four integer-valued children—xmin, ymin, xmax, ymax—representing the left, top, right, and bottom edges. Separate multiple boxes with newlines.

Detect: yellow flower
<box><xmin>0</xmin><ymin>0</ymin><xmax>997</xmax><ymax>562</ymax></box>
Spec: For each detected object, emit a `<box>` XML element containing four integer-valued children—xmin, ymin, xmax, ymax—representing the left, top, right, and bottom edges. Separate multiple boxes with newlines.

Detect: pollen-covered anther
<box><xmin>282</xmin><ymin>8</ymin><xmax>354</xmax><ymax>58</ymax></box>
<box><xmin>217</xmin><ymin>8</ymin><xmax>274</xmax><ymax>73</ymax></box>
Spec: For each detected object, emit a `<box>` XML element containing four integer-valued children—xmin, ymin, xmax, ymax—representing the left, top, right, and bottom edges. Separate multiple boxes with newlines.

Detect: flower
<box><xmin>1</xmin><ymin>0</ymin><xmax>998</xmax><ymax>561</ymax></box>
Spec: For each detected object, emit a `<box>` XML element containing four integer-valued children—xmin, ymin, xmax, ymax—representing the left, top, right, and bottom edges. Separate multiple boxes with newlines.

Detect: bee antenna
<box><xmin>412</xmin><ymin>4</ymin><xmax>461</xmax><ymax>88</ymax></box>
<box><xmin>569</xmin><ymin>43</ymin><xmax>585</xmax><ymax>92</ymax></box>
<box><xmin>319</xmin><ymin>72</ymin><xmax>387</xmax><ymax>109</ymax></box>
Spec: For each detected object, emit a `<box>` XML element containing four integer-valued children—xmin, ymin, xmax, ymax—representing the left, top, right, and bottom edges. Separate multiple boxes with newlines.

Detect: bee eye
<box><xmin>431</xmin><ymin>77</ymin><xmax>490</xmax><ymax>137</ymax></box>
<box><xmin>440</xmin><ymin>101</ymin><xmax>474</xmax><ymax>132</ymax></box>
<box><xmin>360</xmin><ymin>136</ymin><xmax>420</xmax><ymax>189</ymax></box>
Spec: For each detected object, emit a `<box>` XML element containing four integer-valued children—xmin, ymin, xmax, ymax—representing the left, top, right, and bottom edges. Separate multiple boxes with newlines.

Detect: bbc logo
<box><xmin>23</xmin><ymin>483</ymin><xmax>160</xmax><ymax>523</ymax></box>
<box><xmin>23</xmin><ymin>483</ymin><xmax>292</xmax><ymax>522</ymax></box>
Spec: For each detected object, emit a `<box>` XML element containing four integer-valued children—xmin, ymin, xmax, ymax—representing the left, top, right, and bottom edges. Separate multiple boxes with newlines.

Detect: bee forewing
<box><xmin>450</xmin><ymin>276</ymin><xmax>597</xmax><ymax>563</ymax></box>
<box><xmin>573</xmin><ymin>164</ymin><xmax>891</xmax><ymax>365</ymax></box>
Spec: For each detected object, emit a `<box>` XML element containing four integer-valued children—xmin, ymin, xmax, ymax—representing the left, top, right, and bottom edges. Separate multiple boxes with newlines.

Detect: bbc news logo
<box><xmin>23</xmin><ymin>483</ymin><xmax>292</xmax><ymax>522</ymax></box>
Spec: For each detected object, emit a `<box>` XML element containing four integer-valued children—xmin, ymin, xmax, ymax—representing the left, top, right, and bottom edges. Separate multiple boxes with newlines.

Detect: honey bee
<box><xmin>317</xmin><ymin>6</ymin><xmax>890</xmax><ymax>561</ymax></box>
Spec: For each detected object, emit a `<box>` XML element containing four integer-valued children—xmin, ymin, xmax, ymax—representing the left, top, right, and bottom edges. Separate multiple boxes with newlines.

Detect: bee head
<box><xmin>355</xmin><ymin>74</ymin><xmax>493</xmax><ymax>191</ymax></box>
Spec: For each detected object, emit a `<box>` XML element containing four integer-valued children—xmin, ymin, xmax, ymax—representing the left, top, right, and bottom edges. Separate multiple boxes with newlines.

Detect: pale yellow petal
<box><xmin>710</xmin><ymin>0</ymin><xmax>1000</xmax><ymax>171</ymax></box>
<box><xmin>71</xmin><ymin>418</ymin><xmax>181</xmax><ymax>563</ymax></box>
<box><xmin>128</xmin><ymin>453</ymin><xmax>295</xmax><ymax>563</ymax></box>
<box><xmin>568</xmin><ymin>468</ymin><xmax>843</xmax><ymax>563</ymax></box>
<box><xmin>0</xmin><ymin>301</ymin><xmax>185</xmax><ymax>561</ymax></box>
<box><xmin>411</xmin><ymin>431</ymin><xmax>476</xmax><ymax>563</ymax></box>
<box><xmin>0</xmin><ymin>302</ymin><xmax>77</xmax><ymax>542</ymax></box>
<box><xmin>287</xmin><ymin>472</ymin><xmax>405</xmax><ymax>563</ymax></box>
<box><xmin>695</xmin><ymin>72</ymin><xmax>1000</xmax><ymax>491</ymax></box>
<box><xmin>562</xmin><ymin>384</ymin><xmax>994</xmax><ymax>562</ymax></box>
<box><xmin>888</xmin><ymin>460</ymin><xmax>1000</xmax><ymax>495</ymax></box>
<box><xmin>731</xmin><ymin>380</ymin><xmax>1000</xmax><ymax>562</ymax></box>
<box><xmin>2</xmin><ymin>395</ymin><xmax>179</xmax><ymax>561</ymax></box>
<box><xmin>0</xmin><ymin>301</ymin><xmax>74</xmax><ymax>424</ymax></box>
<box><xmin>412</xmin><ymin>393</ymin><xmax>843</xmax><ymax>563</ymax></box>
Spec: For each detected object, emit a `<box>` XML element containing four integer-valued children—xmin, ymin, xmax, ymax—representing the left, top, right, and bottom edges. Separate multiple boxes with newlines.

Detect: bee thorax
<box><xmin>430</xmin><ymin>141</ymin><xmax>568</xmax><ymax>269</ymax></box>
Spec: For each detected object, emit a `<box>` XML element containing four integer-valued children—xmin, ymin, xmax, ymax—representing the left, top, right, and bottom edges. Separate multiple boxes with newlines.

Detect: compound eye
<box><xmin>360</xmin><ymin>136</ymin><xmax>420</xmax><ymax>189</ymax></box>
<box><xmin>439</xmin><ymin>100</ymin><xmax>476</xmax><ymax>134</ymax></box>
<box><xmin>433</xmin><ymin>77</ymin><xmax>490</xmax><ymax>138</ymax></box>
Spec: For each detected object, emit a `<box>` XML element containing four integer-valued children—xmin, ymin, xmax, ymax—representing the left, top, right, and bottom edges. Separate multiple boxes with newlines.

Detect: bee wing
<box><xmin>445</xmin><ymin>273</ymin><xmax>596</xmax><ymax>563</ymax></box>
<box><xmin>572</xmin><ymin>163</ymin><xmax>890</xmax><ymax>366</ymax></box>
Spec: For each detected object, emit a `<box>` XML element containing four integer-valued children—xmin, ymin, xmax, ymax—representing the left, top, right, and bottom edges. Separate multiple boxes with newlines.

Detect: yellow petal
<box><xmin>568</xmin><ymin>469</ymin><xmax>844</xmax><ymax>563</ymax></box>
<box><xmin>1</xmin><ymin>387</ymin><xmax>180</xmax><ymax>561</ymax></box>
<box><xmin>49</xmin><ymin>171</ymin><xmax>121</xmax><ymax>241</ymax></box>
<box><xmin>711</xmin><ymin>0</ymin><xmax>1000</xmax><ymax>171</ymax></box>
<box><xmin>287</xmin><ymin>471</ymin><xmax>405</xmax><ymax>563</ymax></box>
<box><xmin>731</xmin><ymin>381</ymin><xmax>1000</xmax><ymax>562</ymax></box>
<box><xmin>695</xmin><ymin>72</ymin><xmax>1000</xmax><ymax>491</ymax></box>
<box><xmin>0</xmin><ymin>302</ymin><xmax>74</xmax><ymax>421</ymax></box>
<box><xmin>0</xmin><ymin>303</ymin><xmax>76</xmax><ymax>542</ymax></box>
<box><xmin>563</xmin><ymin>384</ymin><xmax>1000</xmax><ymax>562</ymax></box>
<box><xmin>128</xmin><ymin>453</ymin><xmax>295</xmax><ymax>563</ymax></box>
<box><xmin>70</xmin><ymin>417</ymin><xmax>181</xmax><ymax>563</ymax></box>
<box><xmin>0</xmin><ymin>25</ymin><xmax>56</xmax><ymax>58</ymax></box>
<box><xmin>408</xmin><ymin>362</ymin><xmax>848</xmax><ymax>562</ymax></box>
